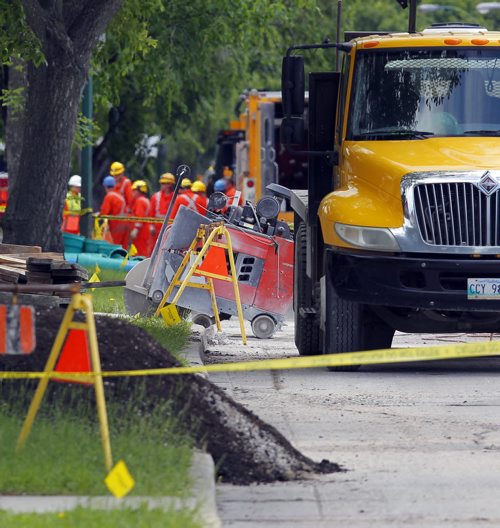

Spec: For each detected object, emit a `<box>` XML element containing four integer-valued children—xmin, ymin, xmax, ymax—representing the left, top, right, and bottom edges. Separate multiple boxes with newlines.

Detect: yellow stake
<box><xmin>16</xmin><ymin>294</ymin><xmax>113</xmax><ymax>472</ymax></box>
<box><xmin>154</xmin><ymin>224</ymin><xmax>247</xmax><ymax>344</ymax></box>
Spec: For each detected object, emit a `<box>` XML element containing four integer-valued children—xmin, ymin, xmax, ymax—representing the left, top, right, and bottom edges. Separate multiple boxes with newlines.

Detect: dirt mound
<box><xmin>0</xmin><ymin>306</ymin><xmax>342</xmax><ymax>484</ymax></box>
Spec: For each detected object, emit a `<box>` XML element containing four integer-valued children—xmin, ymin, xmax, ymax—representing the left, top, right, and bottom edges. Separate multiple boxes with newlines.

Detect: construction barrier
<box><xmin>154</xmin><ymin>222</ymin><xmax>247</xmax><ymax>345</ymax></box>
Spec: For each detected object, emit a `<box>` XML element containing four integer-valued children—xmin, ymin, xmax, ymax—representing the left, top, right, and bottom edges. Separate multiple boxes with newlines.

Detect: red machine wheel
<box><xmin>252</xmin><ymin>314</ymin><xmax>277</xmax><ymax>339</ymax></box>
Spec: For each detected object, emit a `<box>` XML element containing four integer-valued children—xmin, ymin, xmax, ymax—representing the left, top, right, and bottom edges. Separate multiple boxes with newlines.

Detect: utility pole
<box><xmin>394</xmin><ymin>0</ymin><xmax>418</xmax><ymax>33</ymax></box>
<box><xmin>409</xmin><ymin>0</ymin><xmax>418</xmax><ymax>33</ymax></box>
<box><xmin>80</xmin><ymin>77</ymin><xmax>93</xmax><ymax>237</ymax></box>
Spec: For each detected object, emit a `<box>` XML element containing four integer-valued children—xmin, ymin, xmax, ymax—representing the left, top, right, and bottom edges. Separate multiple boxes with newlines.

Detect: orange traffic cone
<box><xmin>54</xmin><ymin>329</ymin><xmax>92</xmax><ymax>385</ymax></box>
<box><xmin>197</xmin><ymin>246</ymin><xmax>229</xmax><ymax>277</ymax></box>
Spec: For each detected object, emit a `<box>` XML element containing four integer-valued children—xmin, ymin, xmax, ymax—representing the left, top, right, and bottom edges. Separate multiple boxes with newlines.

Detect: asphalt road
<box><xmin>204</xmin><ymin>321</ymin><xmax>500</xmax><ymax>527</ymax></box>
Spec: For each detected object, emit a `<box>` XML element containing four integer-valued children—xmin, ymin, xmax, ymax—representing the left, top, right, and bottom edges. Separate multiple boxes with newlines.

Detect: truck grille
<box><xmin>414</xmin><ymin>182</ymin><xmax>500</xmax><ymax>247</ymax></box>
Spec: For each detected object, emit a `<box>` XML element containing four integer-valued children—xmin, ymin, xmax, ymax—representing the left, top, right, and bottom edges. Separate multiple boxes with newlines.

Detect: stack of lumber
<box><xmin>0</xmin><ymin>243</ymin><xmax>88</xmax><ymax>287</ymax></box>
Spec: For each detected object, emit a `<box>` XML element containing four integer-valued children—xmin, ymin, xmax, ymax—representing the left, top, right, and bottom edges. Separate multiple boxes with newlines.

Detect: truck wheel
<box><xmin>252</xmin><ymin>314</ymin><xmax>277</xmax><ymax>339</ymax></box>
<box><xmin>294</xmin><ymin>223</ymin><xmax>320</xmax><ymax>355</ymax></box>
<box><xmin>325</xmin><ymin>286</ymin><xmax>363</xmax><ymax>371</ymax></box>
<box><xmin>324</xmin><ymin>284</ymin><xmax>394</xmax><ymax>371</ymax></box>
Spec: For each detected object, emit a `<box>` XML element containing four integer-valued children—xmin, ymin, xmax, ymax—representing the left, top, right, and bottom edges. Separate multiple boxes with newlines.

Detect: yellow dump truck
<box><xmin>214</xmin><ymin>90</ymin><xmax>308</xmax><ymax>219</ymax></box>
<box><xmin>282</xmin><ymin>4</ymin><xmax>500</xmax><ymax>364</ymax></box>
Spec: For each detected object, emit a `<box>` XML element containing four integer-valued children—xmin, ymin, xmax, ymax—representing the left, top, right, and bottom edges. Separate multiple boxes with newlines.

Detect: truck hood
<box><xmin>343</xmin><ymin>137</ymin><xmax>500</xmax><ymax>199</ymax></box>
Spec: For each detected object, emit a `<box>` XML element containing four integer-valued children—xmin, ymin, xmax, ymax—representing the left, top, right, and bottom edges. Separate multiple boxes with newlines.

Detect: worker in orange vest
<box><xmin>225</xmin><ymin>178</ymin><xmax>243</xmax><ymax>206</ymax></box>
<box><xmin>129</xmin><ymin>180</ymin><xmax>152</xmax><ymax>257</ymax></box>
<box><xmin>100</xmin><ymin>175</ymin><xmax>128</xmax><ymax>249</ymax></box>
<box><xmin>149</xmin><ymin>172</ymin><xmax>175</xmax><ymax>245</ymax></box>
<box><xmin>62</xmin><ymin>174</ymin><xmax>82</xmax><ymax>234</ymax></box>
<box><xmin>170</xmin><ymin>180</ymin><xmax>208</xmax><ymax>219</ymax></box>
<box><xmin>110</xmin><ymin>161</ymin><xmax>133</xmax><ymax>208</ymax></box>
<box><xmin>191</xmin><ymin>181</ymin><xmax>208</xmax><ymax>215</ymax></box>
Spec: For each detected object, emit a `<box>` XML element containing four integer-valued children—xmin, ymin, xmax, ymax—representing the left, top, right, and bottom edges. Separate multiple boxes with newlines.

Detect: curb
<box><xmin>183</xmin><ymin>323</ymin><xmax>210</xmax><ymax>378</ymax></box>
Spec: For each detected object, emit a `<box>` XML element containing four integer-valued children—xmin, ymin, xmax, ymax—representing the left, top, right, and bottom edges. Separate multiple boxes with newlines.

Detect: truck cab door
<box><xmin>259</xmin><ymin>102</ymin><xmax>278</xmax><ymax>198</ymax></box>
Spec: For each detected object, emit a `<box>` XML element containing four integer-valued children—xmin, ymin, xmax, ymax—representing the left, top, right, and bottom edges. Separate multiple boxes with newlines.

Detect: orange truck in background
<box><xmin>213</xmin><ymin>90</ymin><xmax>308</xmax><ymax>220</ymax></box>
<box><xmin>0</xmin><ymin>172</ymin><xmax>7</xmax><ymax>217</ymax></box>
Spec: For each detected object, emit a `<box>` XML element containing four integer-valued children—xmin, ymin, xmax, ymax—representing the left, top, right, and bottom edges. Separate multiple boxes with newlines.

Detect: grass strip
<box><xmin>87</xmin><ymin>268</ymin><xmax>127</xmax><ymax>314</ymax></box>
<box><xmin>131</xmin><ymin>316</ymin><xmax>191</xmax><ymax>360</ymax></box>
<box><xmin>0</xmin><ymin>505</ymin><xmax>202</xmax><ymax>528</ymax></box>
<box><xmin>86</xmin><ymin>268</ymin><xmax>192</xmax><ymax>359</ymax></box>
<box><xmin>0</xmin><ymin>389</ymin><xmax>193</xmax><ymax>497</ymax></box>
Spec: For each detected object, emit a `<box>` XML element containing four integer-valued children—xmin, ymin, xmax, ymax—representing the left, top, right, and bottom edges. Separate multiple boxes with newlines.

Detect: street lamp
<box><xmin>476</xmin><ymin>2</ymin><xmax>500</xmax><ymax>14</ymax></box>
<box><xmin>418</xmin><ymin>3</ymin><xmax>478</xmax><ymax>22</ymax></box>
<box><xmin>419</xmin><ymin>4</ymin><xmax>451</xmax><ymax>12</ymax></box>
<box><xmin>418</xmin><ymin>4</ymin><xmax>466</xmax><ymax>15</ymax></box>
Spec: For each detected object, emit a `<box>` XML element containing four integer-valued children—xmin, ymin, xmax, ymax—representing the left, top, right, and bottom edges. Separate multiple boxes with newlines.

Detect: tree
<box><xmin>88</xmin><ymin>0</ymin><xmax>296</xmax><ymax>185</ymax></box>
<box><xmin>0</xmin><ymin>0</ymin><xmax>302</xmax><ymax>247</ymax></box>
<box><xmin>1</xmin><ymin>0</ymin><xmax>123</xmax><ymax>250</ymax></box>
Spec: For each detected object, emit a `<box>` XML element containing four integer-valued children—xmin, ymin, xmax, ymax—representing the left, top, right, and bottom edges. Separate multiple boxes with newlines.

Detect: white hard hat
<box><xmin>68</xmin><ymin>174</ymin><xmax>82</xmax><ymax>187</ymax></box>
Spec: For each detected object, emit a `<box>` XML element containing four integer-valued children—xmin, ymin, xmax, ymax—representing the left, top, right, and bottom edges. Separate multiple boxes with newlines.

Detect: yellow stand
<box><xmin>16</xmin><ymin>293</ymin><xmax>113</xmax><ymax>472</ymax></box>
<box><xmin>154</xmin><ymin>223</ymin><xmax>247</xmax><ymax>345</ymax></box>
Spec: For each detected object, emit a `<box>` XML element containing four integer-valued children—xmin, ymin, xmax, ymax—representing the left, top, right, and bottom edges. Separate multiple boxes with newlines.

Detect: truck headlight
<box><xmin>335</xmin><ymin>223</ymin><xmax>400</xmax><ymax>251</ymax></box>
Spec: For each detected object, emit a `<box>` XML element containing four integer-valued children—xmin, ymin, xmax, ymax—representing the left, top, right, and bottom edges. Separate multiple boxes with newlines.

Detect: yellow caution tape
<box><xmin>1</xmin><ymin>339</ymin><xmax>500</xmax><ymax>380</ymax></box>
<box><xmin>94</xmin><ymin>214</ymin><xmax>163</xmax><ymax>224</ymax></box>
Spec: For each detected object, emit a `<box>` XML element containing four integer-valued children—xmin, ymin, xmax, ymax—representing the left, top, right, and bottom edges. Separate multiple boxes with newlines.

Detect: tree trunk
<box><xmin>2</xmin><ymin>0</ymin><xmax>123</xmax><ymax>251</ymax></box>
<box><xmin>5</xmin><ymin>59</ymin><xmax>26</xmax><ymax>186</ymax></box>
<box><xmin>2</xmin><ymin>57</ymin><xmax>87</xmax><ymax>251</ymax></box>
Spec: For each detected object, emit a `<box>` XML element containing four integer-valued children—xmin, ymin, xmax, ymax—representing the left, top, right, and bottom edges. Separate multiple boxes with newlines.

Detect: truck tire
<box><xmin>325</xmin><ymin>285</ymin><xmax>363</xmax><ymax>371</ymax></box>
<box><xmin>294</xmin><ymin>223</ymin><xmax>321</xmax><ymax>355</ymax></box>
<box><xmin>325</xmin><ymin>279</ymin><xmax>394</xmax><ymax>371</ymax></box>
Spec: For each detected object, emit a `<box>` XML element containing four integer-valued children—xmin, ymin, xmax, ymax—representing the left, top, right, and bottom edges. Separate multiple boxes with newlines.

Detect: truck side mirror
<box><xmin>282</xmin><ymin>56</ymin><xmax>305</xmax><ymax>116</ymax></box>
<box><xmin>281</xmin><ymin>116</ymin><xmax>305</xmax><ymax>146</ymax></box>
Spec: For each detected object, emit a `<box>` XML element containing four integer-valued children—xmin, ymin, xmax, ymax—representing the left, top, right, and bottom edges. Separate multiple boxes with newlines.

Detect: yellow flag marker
<box><xmin>88</xmin><ymin>272</ymin><xmax>100</xmax><ymax>291</ymax></box>
<box><xmin>105</xmin><ymin>460</ymin><xmax>135</xmax><ymax>499</ymax></box>
<box><xmin>119</xmin><ymin>253</ymin><xmax>129</xmax><ymax>269</ymax></box>
<box><xmin>160</xmin><ymin>304</ymin><xmax>181</xmax><ymax>326</ymax></box>
<box><xmin>95</xmin><ymin>264</ymin><xmax>101</xmax><ymax>275</ymax></box>
<box><xmin>129</xmin><ymin>244</ymin><xmax>138</xmax><ymax>257</ymax></box>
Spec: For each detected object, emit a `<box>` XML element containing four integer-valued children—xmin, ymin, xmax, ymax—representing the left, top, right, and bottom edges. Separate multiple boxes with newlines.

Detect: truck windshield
<box><xmin>349</xmin><ymin>48</ymin><xmax>500</xmax><ymax>140</ymax></box>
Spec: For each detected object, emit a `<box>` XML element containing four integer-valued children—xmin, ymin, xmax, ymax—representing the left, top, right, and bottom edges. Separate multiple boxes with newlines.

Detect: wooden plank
<box><xmin>49</xmin><ymin>261</ymin><xmax>74</xmax><ymax>271</ymax></box>
<box><xmin>0</xmin><ymin>264</ymin><xmax>27</xmax><ymax>284</ymax></box>
<box><xmin>0</xmin><ymin>255</ymin><xmax>26</xmax><ymax>266</ymax></box>
<box><xmin>51</xmin><ymin>269</ymin><xmax>88</xmax><ymax>280</ymax></box>
<box><xmin>8</xmin><ymin>252</ymin><xmax>64</xmax><ymax>261</ymax></box>
<box><xmin>0</xmin><ymin>264</ymin><xmax>27</xmax><ymax>277</ymax></box>
<box><xmin>26</xmin><ymin>271</ymin><xmax>53</xmax><ymax>284</ymax></box>
<box><xmin>26</xmin><ymin>258</ymin><xmax>54</xmax><ymax>272</ymax></box>
<box><xmin>0</xmin><ymin>243</ymin><xmax>42</xmax><ymax>254</ymax></box>
<box><xmin>0</xmin><ymin>272</ymin><xmax>20</xmax><ymax>284</ymax></box>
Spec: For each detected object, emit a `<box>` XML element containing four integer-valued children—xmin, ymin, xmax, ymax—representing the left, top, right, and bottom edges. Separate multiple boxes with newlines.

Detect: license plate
<box><xmin>467</xmin><ymin>278</ymin><xmax>500</xmax><ymax>300</ymax></box>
